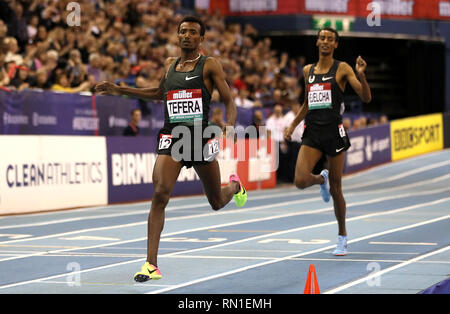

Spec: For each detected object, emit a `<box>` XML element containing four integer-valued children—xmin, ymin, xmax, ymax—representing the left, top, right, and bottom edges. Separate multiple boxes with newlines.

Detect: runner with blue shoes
<box><xmin>284</xmin><ymin>27</ymin><xmax>372</xmax><ymax>256</ymax></box>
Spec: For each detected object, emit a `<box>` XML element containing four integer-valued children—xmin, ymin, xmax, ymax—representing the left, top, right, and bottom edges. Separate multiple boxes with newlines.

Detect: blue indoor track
<box><xmin>0</xmin><ymin>150</ymin><xmax>449</xmax><ymax>294</ymax></box>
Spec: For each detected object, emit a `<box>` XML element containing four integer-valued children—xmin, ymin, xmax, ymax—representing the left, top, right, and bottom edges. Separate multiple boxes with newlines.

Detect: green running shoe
<box><xmin>230</xmin><ymin>174</ymin><xmax>247</xmax><ymax>207</ymax></box>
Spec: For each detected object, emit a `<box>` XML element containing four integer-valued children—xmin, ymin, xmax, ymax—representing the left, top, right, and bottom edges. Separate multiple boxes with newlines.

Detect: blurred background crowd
<box><xmin>0</xmin><ymin>0</ymin><xmax>388</xmax><ymax>133</ymax></box>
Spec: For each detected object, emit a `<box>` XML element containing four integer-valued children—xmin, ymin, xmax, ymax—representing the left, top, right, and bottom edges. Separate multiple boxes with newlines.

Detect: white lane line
<box><xmin>162</xmin><ymin>255</ymin><xmax>406</xmax><ymax>263</ymax></box>
<box><xmin>344</xmin><ymin>159</ymin><xmax>450</xmax><ymax>189</ymax></box>
<box><xmin>324</xmin><ymin>245</ymin><xmax>450</xmax><ymax>294</ymax></box>
<box><xmin>342</xmin><ymin>149</ymin><xmax>450</xmax><ymax>180</ymax></box>
<box><xmin>0</xmin><ymin>202</ymin><xmax>448</xmax><ymax>291</ymax></box>
<box><xmin>37</xmin><ymin>280</ymin><xmax>174</xmax><ymax>288</ymax></box>
<box><xmin>147</xmin><ymin>214</ymin><xmax>450</xmax><ymax>294</ymax></box>
<box><xmin>164</xmin><ymin>255</ymin><xmax>450</xmax><ymax>264</ymax></box>
<box><xmin>292</xmin><ymin>257</ymin><xmax>450</xmax><ymax>265</ymax></box>
<box><xmin>353</xmin><ymin>173</ymin><xmax>450</xmax><ymax>195</ymax></box>
<box><xmin>322</xmin><ymin>251</ymin><xmax>418</xmax><ymax>255</ymax></box>
<box><xmin>0</xmin><ymin>258</ymin><xmax>147</xmax><ymax>290</ymax></box>
<box><xmin>217</xmin><ymin>249</ymin><xmax>419</xmax><ymax>255</ymax></box>
<box><xmin>369</xmin><ymin>241</ymin><xmax>437</xmax><ymax>246</ymax></box>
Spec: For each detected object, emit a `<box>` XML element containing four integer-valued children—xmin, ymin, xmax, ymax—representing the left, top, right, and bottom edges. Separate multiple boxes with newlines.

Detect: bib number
<box><xmin>159</xmin><ymin>134</ymin><xmax>172</xmax><ymax>150</ymax></box>
<box><xmin>338</xmin><ymin>124</ymin><xmax>346</xmax><ymax>138</ymax></box>
<box><xmin>205</xmin><ymin>138</ymin><xmax>220</xmax><ymax>161</ymax></box>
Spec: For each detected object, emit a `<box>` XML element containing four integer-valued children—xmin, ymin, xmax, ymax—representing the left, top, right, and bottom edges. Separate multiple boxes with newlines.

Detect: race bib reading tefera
<box><xmin>166</xmin><ymin>89</ymin><xmax>203</xmax><ymax>123</ymax></box>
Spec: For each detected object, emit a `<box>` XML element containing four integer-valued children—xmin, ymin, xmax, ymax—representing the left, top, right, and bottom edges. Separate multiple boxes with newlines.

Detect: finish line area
<box><xmin>0</xmin><ymin>149</ymin><xmax>448</xmax><ymax>294</ymax></box>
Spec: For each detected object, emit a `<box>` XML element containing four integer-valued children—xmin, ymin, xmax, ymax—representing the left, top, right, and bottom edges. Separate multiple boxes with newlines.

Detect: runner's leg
<box><xmin>327</xmin><ymin>151</ymin><xmax>347</xmax><ymax>236</ymax></box>
<box><xmin>147</xmin><ymin>154</ymin><xmax>182</xmax><ymax>266</ymax></box>
<box><xmin>194</xmin><ymin>160</ymin><xmax>240</xmax><ymax>210</ymax></box>
<box><xmin>294</xmin><ymin>145</ymin><xmax>325</xmax><ymax>189</ymax></box>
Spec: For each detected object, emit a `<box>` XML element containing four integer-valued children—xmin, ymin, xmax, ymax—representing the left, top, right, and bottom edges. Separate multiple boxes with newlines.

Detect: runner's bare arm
<box><xmin>341</xmin><ymin>57</ymin><xmax>372</xmax><ymax>103</ymax></box>
<box><xmin>206</xmin><ymin>57</ymin><xmax>236</xmax><ymax>127</ymax></box>
<box><xmin>285</xmin><ymin>65</ymin><xmax>311</xmax><ymax>140</ymax></box>
<box><xmin>94</xmin><ymin>57</ymin><xmax>176</xmax><ymax>100</ymax></box>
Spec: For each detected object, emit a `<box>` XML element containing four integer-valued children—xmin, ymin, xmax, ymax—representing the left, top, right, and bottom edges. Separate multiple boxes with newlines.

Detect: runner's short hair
<box><xmin>317</xmin><ymin>27</ymin><xmax>339</xmax><ymax>43</ymax></box>
<box><xmin>178</xmin><ymin>16</ymin><xmax>205</xmax><ymax>36</ymax></box>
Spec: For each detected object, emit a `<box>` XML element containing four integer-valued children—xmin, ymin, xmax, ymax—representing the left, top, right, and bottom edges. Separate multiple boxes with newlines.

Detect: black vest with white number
<box><xmin>163</xmin><ymin>55</ymin><xmax>212</xmax><ymax>128</ymax></box>
<box><xmin>305</xmin><ymin>60</ymin><xmax>344</xmax><ymax>126</ymax></box>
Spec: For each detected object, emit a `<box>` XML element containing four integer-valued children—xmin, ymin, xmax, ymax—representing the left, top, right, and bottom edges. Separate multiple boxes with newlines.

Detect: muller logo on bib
<box><xmin>309</xmin><ymin>83</ymin><xmax>326</xmax><ymax>91</ymax></box>
<box><xmin>172</xmin><ymin>90</ymin><xmax>193</xmax><ymax>99</ymax></box>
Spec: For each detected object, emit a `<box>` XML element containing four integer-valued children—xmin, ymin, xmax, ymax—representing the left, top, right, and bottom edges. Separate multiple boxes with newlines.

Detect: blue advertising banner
<box><xmin>95</xmin><ymin>95</ymin><xmax>153</xmax><ymax>136</ymax></box>
<box><xmin>0</xmin><ymin>90</ymin><xmax>153</xmax><ymax>136</ymax></box>
<box><xmin>106</xmin><ymin>136</ymin><xmax>204</xmax><ymax>204</ymax></box>
<box><xmin>344</xmin><ymin>123</ymin><xmax>392</xmax><ymax>173</ymax></box>
<box><xmin>1</xmin><ymin>90</ymin><xmax>77</xmax><ymax>134</ymax></box>
<box><xmin>1</xmin><ymin>90</ymin><xmax>258</xmax><ymax>137</ymax></box>
<box><xmin>0</xmin><ymin>90</ymin><xmax>5</xmax><ymax>132</ymax></box>
<box><xmin>1</xmin><ymin>90</ymin><xmax>98</xmax><ymax>135</ymax></box>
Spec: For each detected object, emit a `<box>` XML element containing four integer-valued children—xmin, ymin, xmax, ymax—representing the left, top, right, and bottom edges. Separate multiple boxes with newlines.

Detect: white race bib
<box><xmin>308</xmin><ymin>83</ymin><xmax>332</xmax><ymax>110</ymax></box>
<box><xmin>166</xmin><ymin>89</ymin><xmax>203</xmax><ymax>123</ymax></box>
<box><xmin>159</xmin><ymin>134</ymin><xmax>172</xmax><ymax>150</ymax></box>
<box><xmin>204</xmin><ymin>138</ymin><xmax>220</xmax><ymax>161</ymax></box>
<box><xmin>338</xmin><ymin>124</ymin><xmax>346</xmax><ymax>138</ymax></box>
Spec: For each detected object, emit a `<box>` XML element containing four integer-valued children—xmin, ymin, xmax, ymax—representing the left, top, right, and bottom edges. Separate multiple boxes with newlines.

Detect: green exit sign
<box><xmin>312</xmin><ymin>15</ymin><xmax>355</xmax><ymax>32</ymax></box>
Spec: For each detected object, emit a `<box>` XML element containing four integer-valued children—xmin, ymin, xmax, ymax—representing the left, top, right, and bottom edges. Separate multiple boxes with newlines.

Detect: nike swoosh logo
<box><xmin>185</xmin><ymin>75</ymin><xmax>199</xmax><ymax>81</ymax></box>
<box><xmin>336</xmin><ymin>147</ymin><xmax>345</xmax><ymax>153</ymax></box>
<box><xmin>322</xmin><ymin>77</ymin><xmax>333</xmax><ymax>81</ymax></box>
<box><xmin>204</xmin><ymin>154</ymin><xmax>216</xmax><ymax>161</ymax></box>
<box><xmin>147</xmin><ymin>268</ymin><xmax>157</xmax><ymax>274</ymax></box>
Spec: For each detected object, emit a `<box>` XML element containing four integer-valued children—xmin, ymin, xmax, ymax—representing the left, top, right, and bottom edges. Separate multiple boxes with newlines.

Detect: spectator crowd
<box><xmin>0</xmin><ymin>0</ymin><xmax>304</xmax><ymax>109</ymax></box>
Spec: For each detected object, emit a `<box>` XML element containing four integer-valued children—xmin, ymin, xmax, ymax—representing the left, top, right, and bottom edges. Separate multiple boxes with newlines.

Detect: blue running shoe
<box><xmin>319</xmin><ymin>169</ymin><xmax>331</xmax><ymax>203</ymax></box>
<box><xmin>332</xmin><ymin>235</ymin><xmax>348</xmax><ymax>256</ymax></box>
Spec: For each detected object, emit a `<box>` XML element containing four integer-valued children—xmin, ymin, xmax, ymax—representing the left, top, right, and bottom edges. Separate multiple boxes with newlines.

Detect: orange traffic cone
<box><xmin>304</xmin><ymin>264</ymin><xmax>320</xmax><ymax>294</ymax></box>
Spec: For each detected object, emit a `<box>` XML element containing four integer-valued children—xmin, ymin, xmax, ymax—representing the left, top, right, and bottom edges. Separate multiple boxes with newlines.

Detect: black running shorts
<box><xmin>301</xmin><ymin>122</ymin><xmax>351</xmax><ymax>157</ymax></box>
<box><xmin>156</xmin><ymin>126</ymin><xmax>221</xmax><ymax>168</ymax></box>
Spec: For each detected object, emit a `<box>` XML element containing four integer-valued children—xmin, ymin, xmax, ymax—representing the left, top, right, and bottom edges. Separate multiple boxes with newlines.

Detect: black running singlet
<box><xmin>163</xmin><ymin>55</ymin><xmax>212</xmax><ymax>128</ymax></box>
<box><xmin>305</xmin><ymin>60</ymin><xmax>344</xmax><ymax>126</ymax></box>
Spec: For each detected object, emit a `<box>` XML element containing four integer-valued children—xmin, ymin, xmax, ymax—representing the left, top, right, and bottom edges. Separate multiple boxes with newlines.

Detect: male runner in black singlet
<box><xmin>94</xmin><ymin>16</ymin><xmax>247</xmax><ymax>281</ymax></box>
<box><xmin>284</xmin><ymin>28</ymin><xmax>371</xmax><ymax>256</ymax></box>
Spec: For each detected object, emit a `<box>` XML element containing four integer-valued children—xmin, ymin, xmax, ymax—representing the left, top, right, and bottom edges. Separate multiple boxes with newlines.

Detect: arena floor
<box><xmin>0</xmin><ymin>150</ymin><xmax>449</xmax><ymax>294</ymax></box>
